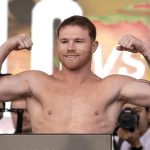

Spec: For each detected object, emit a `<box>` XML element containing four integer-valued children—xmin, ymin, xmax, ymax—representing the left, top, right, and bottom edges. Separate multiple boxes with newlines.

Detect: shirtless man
<box><xmin>0</xmin><ymin>15</ymin><xmax>150</xmax><ymax>134</ymax></box>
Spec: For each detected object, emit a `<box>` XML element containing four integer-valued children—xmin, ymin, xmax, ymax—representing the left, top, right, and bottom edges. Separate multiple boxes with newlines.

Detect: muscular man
<box><xmin>0</xmin><ymin>15</ymin><xmax>150</xmax><ymax>134</ymax></box>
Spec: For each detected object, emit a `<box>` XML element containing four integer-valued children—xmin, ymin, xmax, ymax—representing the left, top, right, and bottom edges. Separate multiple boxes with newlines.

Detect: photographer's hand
<box><xmin>117</xmin><ymin>127</ymin><xmax>142</xmax><ymax>149</ymax></box>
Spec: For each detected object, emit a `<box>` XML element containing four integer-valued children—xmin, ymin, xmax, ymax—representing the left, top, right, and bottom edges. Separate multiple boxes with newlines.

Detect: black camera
<box><xmin>118</xmin><ymin>108</ymin><xmax>139</xmax><ymax>132</ymax></box>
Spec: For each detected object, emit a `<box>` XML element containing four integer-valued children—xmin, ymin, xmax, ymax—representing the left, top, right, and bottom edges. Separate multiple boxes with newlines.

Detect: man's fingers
<box><xmin>16</xmin><ymin>34</ymin><xmax>33</xmax><ymax>50</ymax></box>
<box><xmin>116</xmin><ymin>45</ymin><xmax>123</xmax><ymax>51</ymax></box>
<box><xmin>17</xmin><ymin>39</ymin><xmax>26</xmax><ymax>50</ymax></box>
<box><xmin>22</xmin><ymin>39</ymin><xmax>32</xmax><ymax>50</ymax></box>
<box><xmin>116</xmin><ymin>45</ymin><xmax>136</xmax><ymax>53</ymax></box>
<box><xmin>25</xmin><ymin>34</ymin><xmax>33</xmax><ymax>48</ymax></box>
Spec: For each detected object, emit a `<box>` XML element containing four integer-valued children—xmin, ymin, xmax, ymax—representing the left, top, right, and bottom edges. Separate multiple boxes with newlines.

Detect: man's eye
<box><xmin>76</xmin><ymin>40</ymin><xmax>82</xmax><ymax>43</ymax></box>
<box><xmin>60</xmin><ymin>40</ymin><xmax>68</xmax><ymax>43</ymax></box>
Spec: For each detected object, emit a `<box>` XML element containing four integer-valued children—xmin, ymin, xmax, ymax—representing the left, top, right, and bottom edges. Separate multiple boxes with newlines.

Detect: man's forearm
<box><xmin>144</xmin><ymin>55</ymin><xmax>150</xmax><ymax>68</ymax></box>
<box><xmin>139</xmin><ymin>42</ymin><xmax>150</xmax><ymax>68</ymax></box>
<box><xmin>0</xmin><ymin>34</ymin><xmax>33</xmax><ymax>71</ymax></box>
<box><xmin>117</xmin><ymin>34</ymin><xmax>150</xmax><ymax>68</ymax></box>
<box><xmin>143</xmin><ymin>53</ymin><xmax>150</xmax><ymax>68</ymax></box>
<box><xmin>0</xmin><ymin>42</ymin><xmax>12</xmax><ymax>71</ymax></box>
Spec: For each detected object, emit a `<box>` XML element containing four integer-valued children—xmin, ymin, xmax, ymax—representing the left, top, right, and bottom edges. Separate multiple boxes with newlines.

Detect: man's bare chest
<box><xmin>39</xmin><ymin>85</ymin><xmax>110</xmax><ymax>118</ymax></box>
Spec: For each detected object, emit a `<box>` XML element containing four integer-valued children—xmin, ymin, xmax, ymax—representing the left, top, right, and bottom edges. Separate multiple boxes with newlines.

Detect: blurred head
<box><xmin>11</xmin><ymin>99</ymin><xmax>32</xmax><ymax>133</ymax></box>
<box><xmin>122</xmin><ymin>103</ymin><xmax>150</xmax><ymax>136</ymax></box>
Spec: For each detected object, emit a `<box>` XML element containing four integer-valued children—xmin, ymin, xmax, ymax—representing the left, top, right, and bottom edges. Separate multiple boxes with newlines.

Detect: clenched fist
<box><xmin>116</xmin><ymin>34</ymin><xmax>145</xmax><ymax>53</ymax></box>
<box><xmin>7</xmin><ymin>34</ymin><xmax>33</xmax><ymax>51</ymax></box>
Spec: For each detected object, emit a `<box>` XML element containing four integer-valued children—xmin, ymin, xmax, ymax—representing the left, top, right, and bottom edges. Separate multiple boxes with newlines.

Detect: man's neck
<box><xmin>57</xmin><ymin>67</ymin><xmax>94</xmax><ymax>85</ymax></box>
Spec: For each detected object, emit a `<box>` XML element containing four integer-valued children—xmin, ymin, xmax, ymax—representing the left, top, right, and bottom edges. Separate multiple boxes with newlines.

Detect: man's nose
<box><xmin>67</xmin><ymin>42</ymin><xmax>75</xmax><ymax>51</ymax></box>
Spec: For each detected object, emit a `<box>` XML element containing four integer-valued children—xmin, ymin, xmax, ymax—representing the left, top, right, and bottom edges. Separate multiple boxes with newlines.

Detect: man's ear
<box><xmin>92</xmin><ymin>41</ymin><xmax>99</xmax><ymax>53</ymax></box>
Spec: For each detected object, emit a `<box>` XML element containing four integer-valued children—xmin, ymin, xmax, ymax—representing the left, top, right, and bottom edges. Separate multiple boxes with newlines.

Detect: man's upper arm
<box><xmin>120</xmin><ymin>77</ymin><xmax>150</xmax><ymax>106</ymax></box>
<box><xmin>0</xmin><ymin>72</ymin><xmax>30</xmax><ymax>102</ymax></box>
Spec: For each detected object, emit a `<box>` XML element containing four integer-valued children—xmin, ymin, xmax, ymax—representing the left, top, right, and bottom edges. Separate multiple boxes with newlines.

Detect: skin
<box><xmin>117</xmin><ymin>104</ymin><xmax>150</xmax><ymax>148</ymax></box>
<box><xmin>117</xmin><ymin>34</ymin><xmax>150</xmax><ymax>67</ymax></box>
<box><xmin>0</xmin><ymin>26</ymin><xmax>150</xmax><ymax>133</ymax></box>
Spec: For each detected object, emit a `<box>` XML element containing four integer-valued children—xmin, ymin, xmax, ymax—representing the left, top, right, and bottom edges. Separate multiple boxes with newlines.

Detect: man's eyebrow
<box><xmin>75</xmin><ymin>38</ymin><xmax>85</xmax><ymax>40</ymax></box>
<box><xmin>59</xmin><ymin>38</ymin><xmax>68</xmax><ymax>41</ymax></box>
<box><xmin>59</xmin><ymin>38</ymin><xmax>85</xmax><ymax>41</ymax></box>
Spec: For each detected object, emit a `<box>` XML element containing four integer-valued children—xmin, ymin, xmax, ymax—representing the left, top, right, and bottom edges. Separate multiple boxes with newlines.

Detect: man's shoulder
<box><xmin>101</xmin><ymin>74</ymin><xmax>136</xmax><ymax>85</ymax></box>
<box><xmin>104</xmin><ymin>74</ymin><xmax>135</xmax><ymax>80</ymax></box>
<box><xmin>16</xmin><ymin>70</ymin><xmax>54</xmax><ymax>81</ymax></box>
<box><xmin>18</xmin><ymin>70</ymin><xmax>49</xmax><ymax>76</ymax></box>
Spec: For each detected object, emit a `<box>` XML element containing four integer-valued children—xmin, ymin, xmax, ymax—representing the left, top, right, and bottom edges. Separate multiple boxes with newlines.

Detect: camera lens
<box><xmin>118</xmin><ymin>108</ymin><xmax>139</xmax><ymax>132</ymax></box>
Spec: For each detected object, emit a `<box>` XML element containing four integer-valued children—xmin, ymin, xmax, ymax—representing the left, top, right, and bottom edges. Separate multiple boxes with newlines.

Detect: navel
<box><xmin>94</xmin><ymin>111</ymin><xmax>99</xmax><ymax>116</ymax></box>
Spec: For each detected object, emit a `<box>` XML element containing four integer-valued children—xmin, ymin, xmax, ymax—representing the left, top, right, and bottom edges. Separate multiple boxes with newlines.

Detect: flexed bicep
<box><xmin>120</xmin><ymin>78</ymin><xmax>150</xmax><ymax>106</ymax></box>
